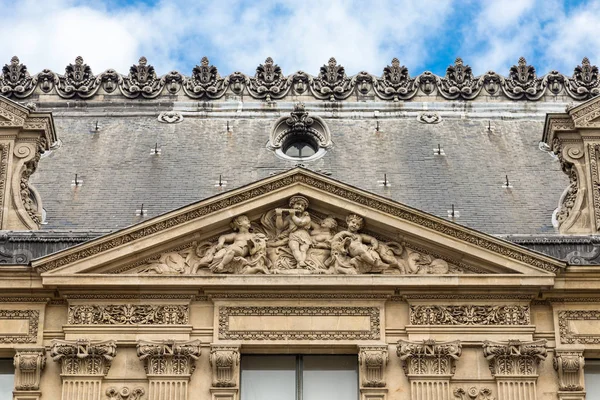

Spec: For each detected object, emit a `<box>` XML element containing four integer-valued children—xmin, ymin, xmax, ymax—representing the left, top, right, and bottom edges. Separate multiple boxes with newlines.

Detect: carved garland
<box><xmin>409</xmin><ymin>305</ymin><xmax>530</xmax><ymax>325</ymax></box>
<box><xmin>0</xmin><ymin>309</ymin><xmax>39</xmax><ymax>343</ymax></box>
<box><xmin>218</xmin><ymin>306</ymin><xmax>380</xmax><ymax>340</ymax></box>
<box><xmin>35</xmin><ymin>173</ymin><xmax>562</xmax><ymax>274</ymax></box>
<box><xmin>68</xmin><ymin>304</ymin><xmax>189</xmax><ymax>325</ymax></box>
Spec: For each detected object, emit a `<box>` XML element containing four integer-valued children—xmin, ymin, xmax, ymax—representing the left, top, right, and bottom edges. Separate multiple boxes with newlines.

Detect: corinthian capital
<box><xmin>50</xmin><ymin>339</ymin><xmax>116</xmax><ymax>375</ymax></box>
<box><xmin>397</xmin><ymin>339</ymin><xmax>461</xmax><ymax>376</ymax></box>
<box><xmin>482</xmin><ymin>340</ymin><xmax>547</xmax><ymax>376</ymax></box>
<box><xmin>137</xmin><ymin>339</ymin><xmax>201</xmax><ymax>376</ymax></box>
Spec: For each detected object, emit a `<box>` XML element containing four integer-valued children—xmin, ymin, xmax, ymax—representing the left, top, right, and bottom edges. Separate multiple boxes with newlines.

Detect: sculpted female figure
<box><xmin>275</xmin><ymin>196</ymin><xmax>313</xmax><ymax>268</ymax></box>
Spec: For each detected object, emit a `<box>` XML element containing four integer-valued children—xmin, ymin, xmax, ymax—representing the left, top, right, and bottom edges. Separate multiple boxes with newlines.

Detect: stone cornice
<box><xmin>32</xmin><ymin>168</ymin><xmax>565</xmax><ymax>274</ymax></box>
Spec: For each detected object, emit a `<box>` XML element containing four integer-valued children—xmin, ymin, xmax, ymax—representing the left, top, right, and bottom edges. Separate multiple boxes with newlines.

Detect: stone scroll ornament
<box><xmin>56</xmin><ymin>56</ymin><xmax>102</xmax><ymax>98</ymax></box>
<box><xmin>183</xmin><ymin>57</ymin><xmax>228</xmax><ymax>99</ymax></box>
<box><xmin>437</xmin><ymin>58</ymin><xmax>482</xmax><ymax>100</ymax></box>
<box><xmin>137</xmin><ymin>195</ymin><xmax>459</xmax><ymax>275</ymax></box>
<box><xmin>310</xmin><ymin>57</ymin><xmax>355</xmax><ymax>100</ymax></box>
<box><xmin>247</xmin><ymin>57</ymin><xmax>292</xmax><ymax>101</ymax></box>
<box><xmin>0</xmin><ymin>56</ymin><xmax>36</xmax><ymax>98</ymax></box>
<box><xmin>374</xmin><ymin>58</ymin><xmax>418</xmax><ymax>101</ymax></box>
<box><xmin>120</xmin><ymin>56</ymin><xmax>164</xmax><ymax>98</ymax></box>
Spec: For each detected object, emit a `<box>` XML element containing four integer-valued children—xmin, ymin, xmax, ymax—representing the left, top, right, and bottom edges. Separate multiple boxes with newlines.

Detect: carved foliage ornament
<box><xmin>50</xmin><ymin>339</ymin><xmax>117</xmax><ymax>375</ymax></box>
<box><xmin>120</xmin><ymin>56</ymin><xmax>163</xmax><ymax>98</ymax></box>
<box><xmin>14</xmin><ymin>348</ymin><xmax>46</xmax><ymax>391</ymax></box>
<box><xmin>358</xmin><ymin>346</ymin><xmax>388</xmax><ymax>387</ymax></box>
<box><xmin>183</xmin><ymin>56</ymin><xmax>228</xmax><ymax>99</ymax></box>
<box><xmin>503</xmin><ymin>57</ymin><xmax>545</xmax><ymax>100</ymax></box>
<box><xmin>566</xmin><ymin>57</ymin><xmax>600</xmax><ymax>100</ymax></box>
<box><xmin>0</xmin><ymin>56</ymin><xmax>35</xmax><ymax>98</ymax></box>
<box><xmin>454</xmin><ymin>387</ymin><xmax>495</xmax><ymax>400</ymax></box>
<box><xmin>68</xmin><ymin>304</ymin><xmax>189</xmax><ymax>325</ymax></box>
<box><xmin>310</xmin><ymin>57</ymin><xmax>354</xmax><ymax>100</ymax></box>
<box><xmin>137</xmin><ymin>339</ymin><xmax>201</xmax><ymax>376</ymax></box>
<box><xmin>209</xmin><ymin>346</ymin><xmax>240</xmax><ymax>387</ymax></box>
<box><xmin>409</xmin><ymin>305</ymin><xmax>530</xmax><ymax>325</ymax></box>
<box><xmin>248</xmin><ymin>57</ymin><xmax>291</xmax><ymax>101</ymax></box>
<box><xmin>397</xmin><ymin>340</ymin><xmax>462</xmax><ymax>376</ymax></box>
<box><xmin>374</xmin><ymin>58</ymin><xmax>417</xmax><ymax>100</ymax></box>
<box><xmin>57</xmin><ymin>56</ymin><xmax>101</xmax><ymax>98</ymax></box>
<box><xmin>482</xmin><ymin>340</ymin><xmax>547</xmax><ymax>376</ymax></box>
<box><xmin>438</xmin><ymin>58</ymin><xmax>481</xmax><ymax>100</ymax></box>
<box><xmin>106</xmin><ymin>387</ymin><xmax>145</xmax><ymax>400</ymax></box>
<box><xmin>553</xmin><ymin>350</ymin><xmax>584</xmax><ymax>391</ymax></box>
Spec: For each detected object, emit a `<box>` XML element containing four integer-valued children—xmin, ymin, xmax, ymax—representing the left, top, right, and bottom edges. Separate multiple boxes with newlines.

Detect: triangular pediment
<box><xmin>33</xmin><ymin>168</ymin><xmax>563</xmax><ymax>286</ymax></box>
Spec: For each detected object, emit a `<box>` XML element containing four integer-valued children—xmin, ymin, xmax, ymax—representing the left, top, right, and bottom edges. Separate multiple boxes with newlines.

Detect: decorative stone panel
<box><xmin>137</xmin><ymin>339</ymin><xmax>201</xmax><ymax>400</ymax></box>
<box><xmin>50</xmin><ymin>339</ymin><xmax>117</xmax><ymax>400</ymax></box>
<box><xmin>209</xmin><ymin>345</ymin><xmax>240</xmax><ymax>400</ymax></box>
<box><xmin>68</xmin><ymin>304</ymin><xmax>189</xmax><ymax>325</ymax></box>
<box><xmin>558</xmin><ymin>309</ymin><xmax>600</xmax><ymax>344</ymax></box>
<box><xmin>397</xmin><ymin>340</ymin><xmax>462</xmax><ymax>400</ymax></box>
<box><xmin>409</xmin><ymin>305</ymin><xmax>530</xmax><ymax>325</ymax></box>
<box><xmin>0</xmin><ymin>309</ymin><xmax>39</xmax><ymax>343</ymax></box>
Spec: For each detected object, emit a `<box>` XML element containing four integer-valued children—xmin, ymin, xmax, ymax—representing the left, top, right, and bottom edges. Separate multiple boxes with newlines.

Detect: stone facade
<box><xmin>1</xmin><ymin>56</ymin><xmax>600</xmax><ymax>400</ymax></box>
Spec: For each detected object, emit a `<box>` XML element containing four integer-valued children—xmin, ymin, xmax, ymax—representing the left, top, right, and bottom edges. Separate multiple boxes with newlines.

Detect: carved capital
<box><xmin>14</xmin><ymin>348</ymin><xmax>45</xmax><ymax>390</ymax></box>
<box><xmin>50</xmin><ymin>339</ymin><xmax>116</xmax><ymax>376</ymax></box>
<box><xmin>209</xmin><ymin>345</ymin><xmax>240</xmax><ymax>387</ymax></box>
<box><xmin>137</xmin><ymin>339</ymin><xmax>201</xmax><ymax>376</ymax></box>
<box><xmin>397</xmin><ymin>340</ymin><xmax>461</xmax><ymax>376</ymax></box>
<box><xmin>554</xmin><ymin>350</ymin><xmax>585</xmax><ymax>391</ymax></box>
<box><xmin>358</xmin><ymin>345</ymin><xmax>388</xmax><ymax>387</ymax></box>
<box><xmin>482</xmin><ymin>340</ymin><xmax>547</xmax><ymax>376</ymax></box>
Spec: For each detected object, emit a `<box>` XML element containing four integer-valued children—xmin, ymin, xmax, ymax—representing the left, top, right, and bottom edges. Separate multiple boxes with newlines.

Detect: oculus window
<box><xmin>240</xmin><ymin>355</ymin><xmax>358</xmax><ymax>400</ymax></box>
<box><xmin>0</xmin><ymin>359</ymin><xmax>14</xmax><ymax>400</ymax></box>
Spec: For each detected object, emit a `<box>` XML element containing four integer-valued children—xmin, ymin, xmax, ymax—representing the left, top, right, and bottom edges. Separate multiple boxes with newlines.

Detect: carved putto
<box><xmin>136</xmin><ymin>196</ymin><xmax>460</xmax><ymax>275</ymax></box>
<box><xmin>311</xmin><ymin>57</ymin><xmax>354</xmax><ymax>100</ymax></box>
<box><xmin>183</xmin><ymin>57</ymin><xmax>228</xmax><ymax>99</ymax></box>
<box><xmin>438</xmin><ymin>57</ymin><xmax>481</xmax><ymax>99</ymax></box>
<box><xmin>374</xmin><ymin>58</ymin><xmax>418</xmax><ymax>100</ymax></box>
<box><xmin>248</xmin><ymin>57</ymin><xmax>291</xmax><ymax>101</ymax></box>
<box><xmin>566</xmin><ymin>57</ymin><xmax>600</xmax><ymax>99</ymax></box>
<box><xmin>120</xmin><ymin>56</ymin><xmax>163</xmax><ymax>98</ymax></box>
<box><xmin>503</xmin><ymin>57</ymin><xmax>545</xmax><ymax>100</ymax></box>
<box><xmin>57</xmin><ymin>56</ymin><xmax>101</xmax><ymax>98</ymax></box>
<box><xmin>0</xmin><ymin>56</ymin><xmax>35</xmax><ymax>98</ymax></box>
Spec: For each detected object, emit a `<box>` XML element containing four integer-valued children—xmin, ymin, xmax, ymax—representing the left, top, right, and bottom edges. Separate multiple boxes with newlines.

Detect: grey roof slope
<box><xmin>29</xmin><ymin>100</ymin><xmax>567</xmax><ymax>235</ymax></box>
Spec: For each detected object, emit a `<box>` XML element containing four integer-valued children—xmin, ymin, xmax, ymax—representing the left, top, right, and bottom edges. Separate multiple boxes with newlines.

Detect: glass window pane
<box><xmin>302</xmin><ymin>355</ymin><xmax>358</xmax><ymax>400</ymax></box>
<box><xmin>241</xmin><ymin>355</ymin><xmax>296</xmax><ymax>400</ymax></box>
<box><xmin>0</xmin><ymin>359</ymin><xmax>14</xmax><ymax>400</ymax></box>
<box><xmin>586</xmin><ymin>360</ymin><xmax>600</xmax><ymax>400</ymax></box>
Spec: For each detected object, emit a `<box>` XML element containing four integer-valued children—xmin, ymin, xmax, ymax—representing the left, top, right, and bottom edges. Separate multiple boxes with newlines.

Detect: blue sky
<box><xmin>0</xmin><ymin>0</ymin><xmax>597</xmax><ymax>77</ymax></box>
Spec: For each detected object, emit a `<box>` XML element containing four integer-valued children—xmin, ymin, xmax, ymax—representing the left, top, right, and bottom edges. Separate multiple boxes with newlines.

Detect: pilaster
<box><xmin>397</xmin><ymin>340</ymin><xmax>462</xmax><ymax>400</ymax></box>
<box><xmin>482</xmin><ymin>340</ymin><xmax>547</xmax><ymax>400</ymax></box>
<box><xmin>554</xmin><ymin>350</ymin><xmax>586</xmax><ymax>400</ymax></box>
<box><xmin>50</xmin><ymin>339</ymin><xmax>117</xmax><ymax>400</ymax></box>
<box><xmin>136</xmin><ymin>339</ymin><xmax>201</xmax><ymax>400</ymax></box>
<box><xmin>358</xmin><ymin>345</ymin><xmax>389</xmax><ymax>400</ymax></box>
<box><xmin>209</xmin><ymin>345</ymin><xmax>240</xmax><ymax>400</ymax></box>
<box><xmin>12</xmin><ymin>348</ymin><xmax>45</xmax><ymax>400</ymax></box>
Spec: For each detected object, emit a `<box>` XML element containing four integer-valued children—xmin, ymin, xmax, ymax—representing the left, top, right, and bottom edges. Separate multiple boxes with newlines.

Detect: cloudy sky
<box><xmin>0</xmin><ymin>0</ymin><xmax>597</xmax><ymax>78</ymax></box>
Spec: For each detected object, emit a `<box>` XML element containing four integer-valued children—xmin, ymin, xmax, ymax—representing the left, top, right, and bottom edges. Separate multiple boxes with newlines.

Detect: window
<box><xmin>0</xmin><ymin>359</ymin><xmax>14</xmax><ymax>400</ymax></box>
<box><xmin>240</xmin><ymin>355</ymin><xmax>358</xmax><ymax>400</ymax></box>
<box><xmin>586</xmin><ymin>360</ymin><xmax>600</xmax><ymax>400</ymax></box>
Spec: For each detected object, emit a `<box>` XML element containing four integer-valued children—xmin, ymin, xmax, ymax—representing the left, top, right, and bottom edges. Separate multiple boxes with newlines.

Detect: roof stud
<box><xmin>150</xmin><ymin>143</ymin><xmax>161</xmax><ymax>155</ymax></box>
<box><xmin>503</xmin><ymin>174</ymin><xmax>513</xmax><ymax>189</ymax></box>
<box><xmin>377</xmin><ymin>173</ymin><xmax>391</xmax><ymax>187</ymax></box>
<box><xmin>135</xmin><ymin>203</ymin><xmax>147</xmax><ymax>216</ymax></box>
<box><xmin>434</xmin><ymin>144</ymin><xmax>446</xmax><ymax>156</ymax></box>
<box><xmin>215</xmin><ymin>174</ymin><xmax>227</xmax><ymax>188</ymax></box>
<box><xmin>447</xmin><ymin>204</ymin><xmax>460</xmax><ymax>219</ymax></box>
<box><xmin>376</xmin><ymin>120</ymin><xmax>380</xmax><ymax>133</ymax></box>
<box><xmin>226</xmin><ymin>121</ymin><xmax>231</xmax><ymax>133</ymax></box>
<box><xmin>71</xmin><ymin>173</ymin><xmax>83</xmax><ymax>187</ymax></box>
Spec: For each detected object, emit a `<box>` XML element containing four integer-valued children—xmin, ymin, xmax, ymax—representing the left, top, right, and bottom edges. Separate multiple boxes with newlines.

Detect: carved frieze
<box><xmin>68</xmin><ymin>304</ymin><xmax>189</xmax><ymax>325</ymax></box>
<box><xmin>397</xmin><ymin>340</ymin><xmax>462</xmax><ymax>376</ymax></box>
<box><xmin>554</xmin><ymin>350</ymin><xmax>584</xmax><ymax>391</ymax></box>
<box><xmin>183</xmin><ymin>57</ymin><xmax>228</xmax><ymax>99</ymax></box>
<box><xmin>14</xmin><ymin>348</ymin><xmax>45</xmax><ymax>390</ymax></box>
<box><xmin>50</xmin><ymin>339</ymin><xmax>117</xmax><ymax>375</ymax></box>
<box><xmin>359</xmin><ymin>345</ymin><xmax>388</xmax><ymax>387</ymax></box>
<box><xmin>209</xmin><ymin>345</ymin><xmax>240</xmax><ymax>387</ymax></box>
<box><xmin>482</xmin><ymin>340</ymin><xmax>547</xmax><ymax>376</ymax></box>
<box><xmin>0</xmin><ymin>309</ymin><xmax>39</xmax><ymax>343</ymax></box>
<box><xmin>106</xmin><ymin>387</ymin><xmax>145</xmax><ymax>400</ymax></box>
<box><xmin>409</xmin><ymin>305</ymin><xmax>530</xmax><ymax>325</ymax></box>
<box><xmin>137</xmin><ymin>339</ymin><xmax>201</xmax><ymax>376</ymax></box>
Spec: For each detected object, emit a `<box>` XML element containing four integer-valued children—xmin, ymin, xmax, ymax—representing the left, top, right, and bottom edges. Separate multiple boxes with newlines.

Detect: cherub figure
<box><xmin>193</xmin><ymin>215</ymin><xmax>268</xmax><ymax>274</ymax></box>
<box><xmin>310</xmin><ymin>216</ymin><xmax>338</xmax><ymax>249</ymax></box>
<box><xmin>275</xmin><ymin>196</ymin><xmax>313</xmax><ymax>267</ymax></box>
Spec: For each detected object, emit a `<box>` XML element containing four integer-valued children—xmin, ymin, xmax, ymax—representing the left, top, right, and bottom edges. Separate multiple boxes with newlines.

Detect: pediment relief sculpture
<box><xmin>135</xmin><ymin>195</ymin><xmax>464</xmax><ymax>275</ymax></box>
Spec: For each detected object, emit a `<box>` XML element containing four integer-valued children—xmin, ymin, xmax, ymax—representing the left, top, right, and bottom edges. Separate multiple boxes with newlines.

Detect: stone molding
<box><xmin>50</xmin><ymin>339</ymin><xmax>117</xmax><ymax>376</ymax></box>
<box><xmin>358</xmin><ymin>345</ymin><xmax>388</xmax><ymax>387</ymax></box>
<box><xmin>482</xmin><ymin>340</ymin><xmax>547</xmax><ymax>376</ymax></box>
<box><xmin>218</xmin><ymin>305</ymin><xmax>381</xmax><ymax>341</ymax></box>
<box><xmin>2</xmin><ymin>55</ymin><xmax>599</xmax><ymax>102</ymax></box>
<box><xmin>0</xmin><ymin>309</ymin><xmax>39</xmax><ymax>343</ymax></box>
<box><xmin>397</xmin><ymin>339</ymin><xmax>462</xmax><ymax>376</ymax></box>
<box><xmin>68</xmin><ymin>304</ymin><xmax>189</xmax><ymax>325</ymax></box>
<box><xmin>136</xmin><ymin>339</ymin><xmax>201</xmax><ymax>376</ymax></box>
<box><xmin>33</xmin><ymin>169</ymin><xmax>564</xmax><ymax>274</ymax></box>
<box><xmin>553</xmin><ymin>350</ymin><xmax>584</xmax><ymax>391</ymax></box>
<box><xmin>558</xmin><ymin>309</ymin><xmax>600</xmax><ymax>344</ymax></box>
<box><xmin>409</xmin><ymin>305</ymin><xmax>530</xmax><ymax>325</ymax></box>
<box><xmin>209</xmin><ymin>345</ymin><xmax>240</xmax><ymax>388</ymax></box>
<box><xmin>14</xmin><ymin>348</ymin><xmax>45</xmax><ymax>390</ymax></box>
<box><xmin>106</xmin><ymin>387</ymin><xmax>145</xmax><ymax>400</ymax></box>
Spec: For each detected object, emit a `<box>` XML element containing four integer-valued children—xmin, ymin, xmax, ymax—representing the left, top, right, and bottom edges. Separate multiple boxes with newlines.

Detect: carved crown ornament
<box><xmin>32</xmin><ymin>168</ymin><xmax>564</xmax><ymax>276</ymax></box>
<box><xmin>2</xmin><ymin>55</ymin><xmax>600</xmax><ymax>101</ymax></box>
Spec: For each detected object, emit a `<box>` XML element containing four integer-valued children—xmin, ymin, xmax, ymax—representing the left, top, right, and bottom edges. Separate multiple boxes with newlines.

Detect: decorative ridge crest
<box><xmin>3</xmin><ymin>55</ymin><xmax>595</xmax><ymax>101</ymax></box>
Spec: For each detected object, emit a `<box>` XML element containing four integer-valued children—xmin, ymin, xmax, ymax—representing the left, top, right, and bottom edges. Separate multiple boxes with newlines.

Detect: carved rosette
<box><xmin>502</xmin><ymin>57</ymin><xmax>546</xmax><ymax>100</ymax></box>
<box><xmin>397</xmin><ymin>339</ymin><xmax>462</xmax><ymax>376</ymax></box>
<box><xmin>209</xmin><ymin>345</ymin><xmax>240</xmax><ymax>387</ymax></box>
<box><xmin>358</xmin><ymin>346</ymin><xmax>388</xmax><ymax>387</ymax></box>
<box><xmin>482</xmin><ymin>340</ymin><xmax>547</xmax><ymax>376</ymax></box>
<box><xmin>453</xmin><ymin>387</ymin><xmax>495</xmax><ymax>400</ymax></box>
<box><xmin>310</xmin><ymin>57</ymin><xmax>354</xmax><ymax>101</ymax></box>
<box><xmin>56</xmin><ymin>56</ymin><xmax>101</xmax><ymax>98</ymax></box>
<box><xmin>553</xmin><ymin>350</ymin><xmax>584</xmax><ymax>391</ymax></box>
<box><xmin>247</xmin><ymin>57</ymin><xmax>291</xmax><ymax>101</ymax></box>
<box><xmin>137</xmin><ymin>339</ymin><xmax>201</xmax><ymax>376</ymax></box>
<box><xmin>106</xmin><ymin>387</ymin><xmax>145</xmax><ymax>400</ymax></box>
<box><xmin>566</xmin><ymin>57</ymin><xmax>600</xmax><ymax>100</ymax></box>
<box><xmin>438</xmin><ymin>58</ymin><xmax>482</xmax><ymax>100</ymax></box>
<box><xmin>0</xmin><ymin>56</ymin><xmax>36</xmax><ymax>98</ymax></box>
<box><xmin>50</xmin><ymin>339</ymin><xmax>117</xmax><ymax>375</ymax></box>
<box><xmin>14</xmin><ymin>348</ymin><xmax>46</xmax><ymax>391</ymax></box>
<box><xmin>374</xmin><ymin>58</ymin><xmax>418</xmax><ymax>100</ymax></box>
<box><xmin>183</xmin><ymin>57</ymin><xmax>227</xmax><ymax>99</ymax></box>
<box><xmin>120</xmin><ymin>56</ymin><xmax>163</xmax><ymax>98</ymax></box>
